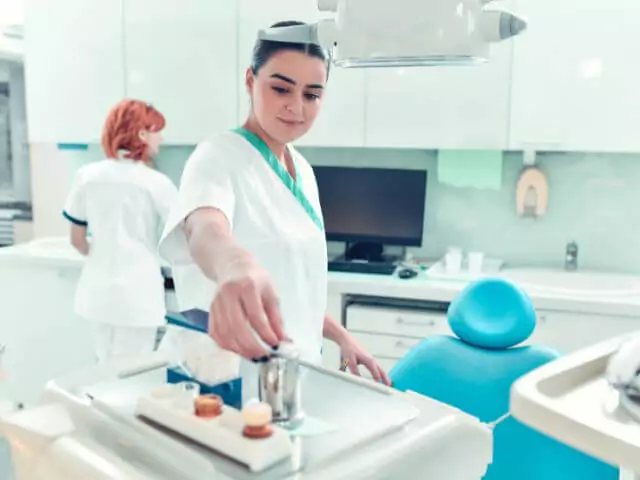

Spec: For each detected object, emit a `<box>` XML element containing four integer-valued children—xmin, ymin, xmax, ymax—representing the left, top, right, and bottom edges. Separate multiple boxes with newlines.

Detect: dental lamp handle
<box><xmin>257</xmin><ymin>19</ymin><xmax>338</xmax><ymax>50</ymax></box>
<box><xmin>480</xmin><ymin>9</ymin><xmax>528</xmax><ymax>43</ymax></box>
<box><xmin>317</xmin><ymin>0</ymin><xmax>338</xmax><ymax>12</ymax></box>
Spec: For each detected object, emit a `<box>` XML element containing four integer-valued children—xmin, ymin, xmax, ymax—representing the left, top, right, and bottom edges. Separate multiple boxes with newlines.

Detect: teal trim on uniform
<box><xmin>232</xmin><ymin>127</ymin><xmax>324</xmax><ymax>231</ymax></box>
<box><xmin>62</xmin><ymin>210</ymin><xmax>88</xmax><ymax>227</ymax></box>
<box><xmin>57</xmin><ymin>143</ymin><xmax>89</xmax><ymax>151</ymax></box>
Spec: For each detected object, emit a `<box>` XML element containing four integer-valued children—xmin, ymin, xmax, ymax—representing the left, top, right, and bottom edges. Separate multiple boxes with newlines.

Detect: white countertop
<box><xmin>0</xmin><ymin>238</ymin><xmax>85</xmax><ymax>268</ymax></box>
<box><xmin>3</xmin><ymin>237</ymin><xmax>640</xmax><ymax>318</ymax></box>
<box><xmin>328</xmin><ymin>270</ymin><xmax>640</xmax><ymax>318</ymax></box>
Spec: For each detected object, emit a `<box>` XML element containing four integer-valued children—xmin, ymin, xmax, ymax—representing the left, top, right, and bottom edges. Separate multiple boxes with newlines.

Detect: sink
<box><xmin>502</xmin><ymin>268</ymin><xmax>640</xmax><ymax>298</ymax></box>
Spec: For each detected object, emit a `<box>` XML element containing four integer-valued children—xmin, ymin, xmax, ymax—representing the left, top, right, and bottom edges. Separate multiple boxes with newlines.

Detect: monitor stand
<box><xmin>345</xmin><ymin>241</ymin><xmax>385</xmax><ymax>263</ymax></box>
<box><xmin>328</xmin><ymin>242</ymin><xmax>398</xmax><ymax>275</ymax></box>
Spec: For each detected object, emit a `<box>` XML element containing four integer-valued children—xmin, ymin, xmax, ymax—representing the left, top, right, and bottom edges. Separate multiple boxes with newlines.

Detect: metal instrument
<box><xmin>259</xmin><ymin>345</ymin><xmax>304</xmax><ymax>428</ymax></box>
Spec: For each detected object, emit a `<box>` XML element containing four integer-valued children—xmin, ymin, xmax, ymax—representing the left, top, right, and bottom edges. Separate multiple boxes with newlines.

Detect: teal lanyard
<box><xmin>232</xmin><ymin>127</ymin><xmax>324</xmax><ymax>231</ymax></box>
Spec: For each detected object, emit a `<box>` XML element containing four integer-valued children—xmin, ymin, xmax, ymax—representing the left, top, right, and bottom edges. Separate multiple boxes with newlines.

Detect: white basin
<box><xmin>503</xmin><ymin>268</ymin><xmax>640</xmax><ymax>298</ymax></box>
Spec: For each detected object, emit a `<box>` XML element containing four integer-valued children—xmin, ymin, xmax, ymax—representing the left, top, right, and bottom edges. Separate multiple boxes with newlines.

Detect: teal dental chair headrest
<box><xmin>447</xmin><ymin>278</ymin><xmax>536</xmax><ymax>349</ymax></box>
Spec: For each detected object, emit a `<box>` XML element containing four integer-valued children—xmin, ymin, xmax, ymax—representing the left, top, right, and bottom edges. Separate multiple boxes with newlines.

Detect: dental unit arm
<box><xmin>511</xmin><ymin>332</ymin><xmax>640</xmax><ymax>476</ymax></box>
<box><xmin>258</xmin><ymin>0</ymin><xmax>527</xmax><ymax>67</ymax></box>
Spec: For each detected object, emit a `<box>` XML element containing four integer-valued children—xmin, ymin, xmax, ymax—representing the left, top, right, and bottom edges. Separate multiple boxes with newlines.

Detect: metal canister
<box><xmin>258</xmin><ymin>348</ymin><xmax>304</xmax><ymax>428</ymax></box>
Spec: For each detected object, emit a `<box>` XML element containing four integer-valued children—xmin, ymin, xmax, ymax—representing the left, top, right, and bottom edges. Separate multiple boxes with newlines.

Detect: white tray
<box><xmin>510</xmin><ymin>335</ymin><xmax>640</xmax><ymax>473</ymax></box>
<box><xmin>87</xmin><ymin>358</ymin><xmax>421</xmax><ymax>478</ymax></box>
<box><xmin>135</xmin><ymin>387</ymin><xmax>293</xmax><ymax>473</ymax></box>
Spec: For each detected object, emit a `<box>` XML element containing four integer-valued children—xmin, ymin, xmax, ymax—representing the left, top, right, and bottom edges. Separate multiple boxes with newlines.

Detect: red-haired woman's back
<box><xmin>63</xmin><ymin>99</ymin><xmax>177</xmax><ymax>363</ymax></box>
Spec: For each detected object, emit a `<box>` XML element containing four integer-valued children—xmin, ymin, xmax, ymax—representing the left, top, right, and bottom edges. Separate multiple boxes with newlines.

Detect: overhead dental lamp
<box><xmin>258</xmin><ymin>0</ymin><xmax>528</xmax><ymax>67</ymax></box>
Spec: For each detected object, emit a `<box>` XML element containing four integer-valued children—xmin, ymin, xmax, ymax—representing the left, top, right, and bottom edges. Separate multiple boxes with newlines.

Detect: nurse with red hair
<box><xmin>63</xmin><ymin>99</ymin><xmax>178</xmax><ymax>363</ymax></box>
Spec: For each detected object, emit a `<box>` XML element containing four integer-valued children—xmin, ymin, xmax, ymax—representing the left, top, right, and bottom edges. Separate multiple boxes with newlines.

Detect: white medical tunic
<box><xmin>63</xmin><ymin>159</ymin><xmax>177</xmax><ymax>327</ymax></box>
<box><xmin>159</xmin><ymin>130</ymin><xmax>328</xmax><ymax>397</ymax></box>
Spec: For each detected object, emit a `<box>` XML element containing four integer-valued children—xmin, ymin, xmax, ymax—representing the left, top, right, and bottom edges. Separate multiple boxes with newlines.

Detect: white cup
<box><xmin>445</xmin><ymin>248</ymin><xmax>463</xmax><ymax>274</ymax></box>
<box><xmin>467</xmin><ymin>252</ymin><xmax>485</xmax><ymax>275</ymax></box>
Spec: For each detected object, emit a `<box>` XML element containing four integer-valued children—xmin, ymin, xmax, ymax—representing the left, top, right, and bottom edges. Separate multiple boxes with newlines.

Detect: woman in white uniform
<box><xmin>159</xmin><ymin>21</ymin><xmax>390</xmax><ymax>397</ymax></box>
<box><xmin>64</xmin><ymin>99</ymin><xmax>178</xmax><ymax>363</ymax></box>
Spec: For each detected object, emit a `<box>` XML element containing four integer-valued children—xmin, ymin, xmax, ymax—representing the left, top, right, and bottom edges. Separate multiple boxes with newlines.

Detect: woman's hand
<box><xmin>185</xmin><ymin>208</ymin><xmax>286</xmax><ymax>360</ymax></box>
<box><xmin>338</xmin><ymin>333</ymin><xmax>392</xmax><ymax>386</ymax></box>
<box><xmin>208</xmin><ymin>255</ymin><xmax>286</xmax><ymax>360</ymax></box>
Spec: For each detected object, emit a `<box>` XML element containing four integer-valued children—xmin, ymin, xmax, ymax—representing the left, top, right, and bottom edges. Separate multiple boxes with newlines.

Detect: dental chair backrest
<box><xmin>389</xmin><ymin>278</ymin><xmax>619</xmax><ymax>480</ymax></box>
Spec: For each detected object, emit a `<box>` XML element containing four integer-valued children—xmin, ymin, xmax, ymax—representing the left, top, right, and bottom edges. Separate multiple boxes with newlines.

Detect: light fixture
<box><xmin>257</xmin><ymin>0</ymin><xmax>527</xmax><ymax>67</ymax></box>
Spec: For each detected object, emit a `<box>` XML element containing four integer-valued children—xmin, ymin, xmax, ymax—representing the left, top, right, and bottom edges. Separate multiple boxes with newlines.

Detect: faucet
<box><xmin>565</xmin><ymin>241</ymin><xmax>578</xmax><ymax>271</ymax></box>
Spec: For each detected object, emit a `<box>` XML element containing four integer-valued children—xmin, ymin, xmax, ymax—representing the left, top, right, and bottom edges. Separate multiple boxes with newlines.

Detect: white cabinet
<box><xmin>510</xmin><ymin>0</ymin><xmax>640</xmax><ymax>152</ymax></box>
<box><xmin>363</xmin><ymin>37</ymin><xmax>513</xmax><ymax>149</ymax></box>
<box><xmin>345</xmin><ymin>304</ymin><xmax>450</xmax><ymax>373</ymax></box>
<box><xmin>124</xmin><ymin>0</ymin><xmax>238</xmax><ymax>144</ymax></box>
<box><xmin>237</xmin><ymin>0</ymin><xmax>365</xmax><ymax>147</ymax></box>
<box><xmin>343</xmin><ymin>301</ymin><xmax>640</xmax><ymax>375</ymax></box>
<box><xmin>296</xmin><ymin>68</ymin><xmax>366</xmax><ymax>148</ymax></box>
<box><xmin>24</xmin><ymin>0</ymin><xmax>125</xmax><ymax>143</ymax></box>
<box><xmin>347</xmin><ymin>305</ymin><xmax>452</xmax><ymax>339</ymax></box>
<box><xmin>529</xmin><ymin>309</ymin><xmax>640</xmax><ymax>354</ymax></box>
<box><xmin>0</xmin><ymin>260</ymin><xmax>95</xmax><ymax>406</ymax></box>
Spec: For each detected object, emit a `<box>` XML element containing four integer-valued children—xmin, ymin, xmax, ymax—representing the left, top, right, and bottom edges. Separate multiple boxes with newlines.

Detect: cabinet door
<box><xmin>25</xmin><ymin>0</ymin><xmax>125</xmax><ymax>143</ymax></box>
<box><xmin>364</xmin><ymin>33</ymin><xmax>513</xmax><ymax>149</ymax></box>
<box><xmin>0</xmin><ymin>264</ymin><xmax>95</xmax><ymax>406</ymax></box>
<box><xmin>125</xmin><ymin>0</ymin><xmax>238</xmax><ymax>144</ymax></box>
<box><xmin>295</xmin><ymin>68</ymin><xmax>366</xmax><ymax>148</ymax></box>
<box><xmin>530</xmin><ymin>310</ymin><xmax>640</xmax><ymax>354</ymax></box>
<box><xmin>510</xmin><ymin>0</ymin><xmax>640</xmax><ymax>152</ymax></box>
<box><xmin>237</xmin><ymin>0</ymin><xmax>365</xmax><ymax>147</ymax></box>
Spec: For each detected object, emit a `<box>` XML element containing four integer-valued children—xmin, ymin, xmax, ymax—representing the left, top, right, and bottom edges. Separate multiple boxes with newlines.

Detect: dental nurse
<box><xmin>63</xmin><ymin>99</ymin><xmax>177</xmax><ymax>363</ymax></box>
<box><xmin>159</xmin><ymin>21</ymin><xmax>390</xmax><ymax>398</ymax></box>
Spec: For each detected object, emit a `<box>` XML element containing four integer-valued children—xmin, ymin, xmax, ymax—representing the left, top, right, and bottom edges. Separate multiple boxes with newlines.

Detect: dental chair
<box><xmin>390</xmin><ymin>278</ymin><xmax>619</xmax><ymax>480</ymax></box>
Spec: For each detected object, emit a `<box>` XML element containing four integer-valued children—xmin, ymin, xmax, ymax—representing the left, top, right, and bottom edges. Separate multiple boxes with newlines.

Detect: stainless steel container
<box><xmin>258</xmin><ymin>347</ymin><xmax>304</xmax><ymax>428</ymax></box>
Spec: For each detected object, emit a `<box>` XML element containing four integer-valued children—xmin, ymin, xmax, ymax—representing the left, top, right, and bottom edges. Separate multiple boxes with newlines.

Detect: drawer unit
<box><xmin>346</xmin><ymin>304</ymin><xmax>452</xmax><ymax>339</ymax></box>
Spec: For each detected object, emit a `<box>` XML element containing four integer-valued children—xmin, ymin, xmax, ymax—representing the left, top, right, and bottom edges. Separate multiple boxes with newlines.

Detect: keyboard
<box><xmin>328</xmin><ymin>261</ymin><xmax>397</xmax><ymax>275</ymax></box>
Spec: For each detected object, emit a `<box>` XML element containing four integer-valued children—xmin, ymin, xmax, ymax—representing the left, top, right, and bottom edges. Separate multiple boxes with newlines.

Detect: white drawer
<box><xmin>347</xmin><ymin>305</ymin><xmax>452</xmax><ymax>338</ymax></box>
<box><xmin>350</xmin><ymin>331</ymin><xmax>422</xmax><ymax>361</ymax></box>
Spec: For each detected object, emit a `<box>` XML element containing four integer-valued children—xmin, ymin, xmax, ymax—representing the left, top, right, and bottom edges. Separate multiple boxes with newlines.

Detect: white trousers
<box><xmin>94</xmin><ymin>324</ymin><xmax>159</xmax><ymax>364</ymax></box>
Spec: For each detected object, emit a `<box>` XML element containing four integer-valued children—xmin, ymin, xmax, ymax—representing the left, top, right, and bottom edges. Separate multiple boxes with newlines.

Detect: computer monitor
<box><xmin>313</xmin><ymin>166</ymin><xmax>427</xmax><ymax>262</ymax></box>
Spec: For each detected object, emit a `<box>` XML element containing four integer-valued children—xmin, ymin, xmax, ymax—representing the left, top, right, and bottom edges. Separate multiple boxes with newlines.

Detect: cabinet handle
<box><xmin>395</xmin><ymin>340</ymin><xmax>416</xmax><ymax>351</ymax></box>
<box><xmin>396</xmin><ymin>317</ymin><xmax>437</xmax><ymax>327</ymax></box>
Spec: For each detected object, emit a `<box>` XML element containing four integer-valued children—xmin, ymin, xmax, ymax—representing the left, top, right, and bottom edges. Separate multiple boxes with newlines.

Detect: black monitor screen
<box><xmin>313</xmin><ymin>166</ymin><xmax>427</xmax><ymax>247</ymax></box>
